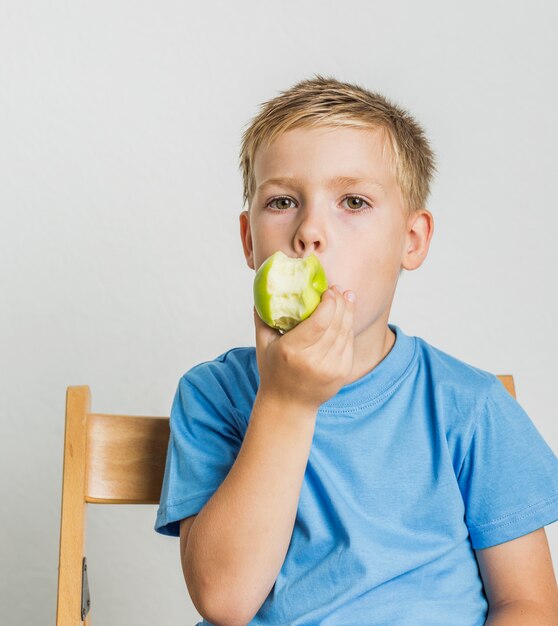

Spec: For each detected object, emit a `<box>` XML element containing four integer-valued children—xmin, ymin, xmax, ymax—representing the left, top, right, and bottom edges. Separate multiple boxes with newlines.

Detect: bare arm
<box><xmin>477</xmin><ymin>528</ymin><xmax>558</xmax><ymax>625</ymax></box>
<box><xmin>183</xmin><ymin>284</ymin><xmax>355</xmax><ymax>626</ymax></box>
<box><xmin>484</xmin><ymin>599</ymin><xmax>558</xmax><ymax>625</ymax></box>
<box><xmin>183</xmin><ymin>391</ymin><xmax>317</xmax><ymax>626</ymax></box>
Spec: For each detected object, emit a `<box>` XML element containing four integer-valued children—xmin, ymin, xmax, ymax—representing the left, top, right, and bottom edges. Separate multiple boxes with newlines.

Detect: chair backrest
<box><xmin>56</xmin><ymin>386</ymin><xmax>169</xmax><ymax>625</ymax></box>
<box><xmin>56</xmin><ymin>375</ymin><xmax>517</xmax><ymax>625</ymax></box>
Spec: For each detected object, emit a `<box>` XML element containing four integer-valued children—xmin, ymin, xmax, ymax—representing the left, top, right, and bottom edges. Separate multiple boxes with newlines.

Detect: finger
<box><xmin>330</xmin><ymin>289</ymin><xmax>356</xmax><ymax>358</ymax></box>
<box><xmin>316</xmin><ymin>285</ymin><xmax>347</xmax><ymax>355</ymax></box>
<box><xmin>289</xmin><ymin>286</ymin><xmax>337</xmax><ymax>349</ymax></box>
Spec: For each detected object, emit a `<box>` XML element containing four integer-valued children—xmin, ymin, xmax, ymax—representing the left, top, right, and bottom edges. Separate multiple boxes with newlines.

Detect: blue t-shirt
<box><xmin>154</xmin><ymin>323</ymin><xmax>558</xmax><ymax>625</ymax></box>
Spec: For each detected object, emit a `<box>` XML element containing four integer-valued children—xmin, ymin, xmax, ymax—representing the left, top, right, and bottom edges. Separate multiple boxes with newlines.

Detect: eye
<box><xmin>266</xmin><ymin>196</ymin><xmax>295</xmax><ymax>211</ymax></box>
<box><xmin>343</xmin><ymin>195</ymin><xmax>373</xmax><ymax>212</ymax></box>
<box><xmin>265</xmin><ymin>195</ymin><xmax>373</xmax><ymax>213</ymax></box>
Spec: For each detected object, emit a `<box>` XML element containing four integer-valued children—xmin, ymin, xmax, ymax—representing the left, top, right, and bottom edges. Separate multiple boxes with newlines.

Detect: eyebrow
<box><xmin>257</xmin><ymin>175</ymin><xmax>385</xmax><ymax>192</ymax></box>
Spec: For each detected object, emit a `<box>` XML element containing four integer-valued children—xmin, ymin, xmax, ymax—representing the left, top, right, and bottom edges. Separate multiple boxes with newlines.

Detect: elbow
<box><xmin>200</xmin><ymin>610</ymin><xmax>250</xmax><ymax>626</ymax></box>
<box><xmin>184</xmin><ymin>567</ymin><xmax>256</xmax><ymax>626</ymax></box>
<box><xmin>182</xmin><ymin>546</ymin><xmax>267</xmax><ymax>625</ymax></box>
<box><xmin>197</xmin><ymin>593</ymin><xmax>255</xmax><ymax>626</ymax></box>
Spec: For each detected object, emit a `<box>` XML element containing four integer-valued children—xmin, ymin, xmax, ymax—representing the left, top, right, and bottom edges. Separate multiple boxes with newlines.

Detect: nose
<box><xmin>293</xmin><ymin>207</ymin><xmax>326</xmax><ymax>258</ymax></box>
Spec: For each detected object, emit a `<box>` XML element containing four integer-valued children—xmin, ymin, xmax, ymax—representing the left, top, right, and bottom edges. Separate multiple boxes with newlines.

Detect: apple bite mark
<box><xmin>254</xmin><ymin>250</ymin><xmax>329</xmax><ymax>332</ymax></box>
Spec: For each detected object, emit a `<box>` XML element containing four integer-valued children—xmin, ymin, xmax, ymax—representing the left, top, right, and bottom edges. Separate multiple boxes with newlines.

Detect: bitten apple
<box><xmin>253</xmin><ymin>250</ymin><xmax>329</xmax><ymax>333</ymax></box>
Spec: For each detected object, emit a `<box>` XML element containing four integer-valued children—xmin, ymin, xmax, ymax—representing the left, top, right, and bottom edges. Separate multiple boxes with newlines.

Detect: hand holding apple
<box><xmin>252</xmin><ymin>252</ymin><xmax>356</xmax><ymax>411</ymax></box>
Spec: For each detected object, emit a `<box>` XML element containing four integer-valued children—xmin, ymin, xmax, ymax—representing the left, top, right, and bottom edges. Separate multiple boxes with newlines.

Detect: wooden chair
<box><xmin>55</xmin><ymin>386</ymin><xmax>169</xmax><ymax>625</ymax></box>
<box><xmin>55</xmin><ymin>376</ymin><xmax>517</xmax><ymax>625</ymax></box>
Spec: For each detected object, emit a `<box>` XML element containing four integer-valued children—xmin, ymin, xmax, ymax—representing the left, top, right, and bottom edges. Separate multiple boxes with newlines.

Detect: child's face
<box><xmin>239</xmin><ymin>124</ymin><xmax>433</xmax><ymax>343</ymax></box>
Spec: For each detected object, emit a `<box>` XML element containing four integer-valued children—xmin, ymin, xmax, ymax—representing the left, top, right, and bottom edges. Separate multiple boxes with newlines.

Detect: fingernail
<box><xmin>345</xmin><ymin>291</ymin><xmax>356</xmax><ymax>303</ymax></box>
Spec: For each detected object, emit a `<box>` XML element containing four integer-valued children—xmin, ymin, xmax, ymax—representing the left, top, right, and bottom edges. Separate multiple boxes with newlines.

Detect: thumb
<box><xmin>288</xmin><ymin>287</ymin><xmax>336</xmax><ymax>347</ymax></box>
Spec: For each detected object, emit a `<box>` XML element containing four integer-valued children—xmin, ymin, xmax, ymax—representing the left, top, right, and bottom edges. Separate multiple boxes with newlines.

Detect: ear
<box><xmin>401</xmin><ymin>209</ymin><xmax>434</xmax><ymax>271</ymax></box>
<box><xmin>239</xmin><ymin>210</ymin><xmax>255</xmax><ymax>270</ymax></box>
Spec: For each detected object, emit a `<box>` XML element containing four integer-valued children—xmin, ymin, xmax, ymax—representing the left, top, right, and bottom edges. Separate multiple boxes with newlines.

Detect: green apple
<box><xmin>254</xmin><ymin>250</ymin><xmax>329</xmax><ymax>333</ymax></box>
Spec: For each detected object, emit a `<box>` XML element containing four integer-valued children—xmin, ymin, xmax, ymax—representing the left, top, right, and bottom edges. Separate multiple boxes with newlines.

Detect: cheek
<box><xmin>252</xmin><ymin>215</ymin><xmax>288</xmax><ymax>242</ymax></box>
<box><xmin>252</xmin><ymin>235</ymin><xmax>283</xmax><ymax>270</ymax></box>
<box><xmin>348</xmin><ymin>259</ymin><xmax>397</xmax><ymax>315</ymax></box>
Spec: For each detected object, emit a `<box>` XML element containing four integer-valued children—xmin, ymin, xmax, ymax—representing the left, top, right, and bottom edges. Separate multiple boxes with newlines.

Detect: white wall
<box><xmin>2</xmin><ymin>1</ymin><xmax>557</xmax><ymax>624</ymax></box>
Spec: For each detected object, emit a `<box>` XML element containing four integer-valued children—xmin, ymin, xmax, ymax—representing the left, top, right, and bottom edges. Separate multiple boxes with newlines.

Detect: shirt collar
<box><xmin>319</xmin><ymin>323</ymin><xmax>417</xmax><ymax>413</ymax></box>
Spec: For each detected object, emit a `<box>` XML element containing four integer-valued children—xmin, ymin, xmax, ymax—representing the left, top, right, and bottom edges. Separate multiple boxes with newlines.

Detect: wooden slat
<box><xmin>86</xmin><ymin>413</ymin><xmax>170</xmax><ymax>503</ymax></box>
<box><xmin>56</xmin><ymin>386</ymin><xmax>90</xmax><ymax>626</ymax></box>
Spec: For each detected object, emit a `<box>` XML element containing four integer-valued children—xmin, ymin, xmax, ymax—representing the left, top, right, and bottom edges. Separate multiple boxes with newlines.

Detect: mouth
<box><xmin>276</xmin><ymin>251</ymin><xmax>334</xmax><ymax>289</ymax></box>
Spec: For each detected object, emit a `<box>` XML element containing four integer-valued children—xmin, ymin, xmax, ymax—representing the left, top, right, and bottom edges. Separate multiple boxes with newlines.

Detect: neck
<box><xmin>346</xmin><ymin>320</ymin><xmax>396</xmax><ymax>386</ymax></box>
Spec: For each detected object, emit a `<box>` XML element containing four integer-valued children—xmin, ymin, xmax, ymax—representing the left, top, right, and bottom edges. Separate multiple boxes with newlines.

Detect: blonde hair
<box><xmin>239</xmin><ymin>74</ymin><xmax>437</xmax><ymax>216</ymax></box>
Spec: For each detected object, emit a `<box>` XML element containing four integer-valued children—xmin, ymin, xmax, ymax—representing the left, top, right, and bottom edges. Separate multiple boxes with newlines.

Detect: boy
<box><xmin>155</xmin><ymin>75</ymin><xmax>558</xmax><ymax>625</ymax></box>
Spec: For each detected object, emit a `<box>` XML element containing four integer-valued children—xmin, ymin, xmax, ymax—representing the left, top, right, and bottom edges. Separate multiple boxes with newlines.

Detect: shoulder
<box><xmin>182</xmin><ymin>346</ymin><xmax>257</xmax><ymax>388</ymax></box>
<box><xmin>177</xmin><ymin>346</ymin><xmax>258</xmax><ymax>421</ymax></box>
<box><xmin>413</xmin><ymin>333</ymin><xmax>502</xmax><ymax>409</ymax></box>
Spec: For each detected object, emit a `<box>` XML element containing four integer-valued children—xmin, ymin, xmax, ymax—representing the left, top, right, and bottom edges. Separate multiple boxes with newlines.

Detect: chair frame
<box><xmin>55</xmin><ymin>375</ymin><xmax>517</xmax><ymax>625</ymax></box>
<box><xmin>55</xmin><ymin>386</ymin><xmax>169</xmax><ymax>625</ymax></box>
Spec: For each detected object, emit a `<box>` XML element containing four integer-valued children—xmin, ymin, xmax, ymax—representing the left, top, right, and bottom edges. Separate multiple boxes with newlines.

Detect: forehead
<box><xmin>253</xmin><ymin>125</ymin><xmax>395</xmax><ymax>191</ymax></box>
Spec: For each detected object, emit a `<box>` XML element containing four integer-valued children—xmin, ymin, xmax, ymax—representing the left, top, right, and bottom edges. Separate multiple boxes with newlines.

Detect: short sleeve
<box><xmin>154</xmin><ymin>372</ymin><xmax>244</xmax><ymax>537</ymax></box>
<box><xmin>457</xmin><ymin>377</ymin><xmax>558</xmax><ymax>549</ymax></box>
